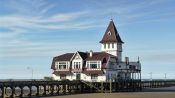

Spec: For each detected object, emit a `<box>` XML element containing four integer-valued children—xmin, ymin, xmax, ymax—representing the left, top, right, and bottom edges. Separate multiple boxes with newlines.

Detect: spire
<box><xmin>100</xmin><ymin>20</ymin><xmax>124</xmax><ymax>43</ymax></box>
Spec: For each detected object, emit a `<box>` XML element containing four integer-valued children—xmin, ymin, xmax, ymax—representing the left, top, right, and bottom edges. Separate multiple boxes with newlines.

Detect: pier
<box><xmin>0</xmin><ymin>80</ymin><xmax>175</xmax><ymax>98</ymax></box>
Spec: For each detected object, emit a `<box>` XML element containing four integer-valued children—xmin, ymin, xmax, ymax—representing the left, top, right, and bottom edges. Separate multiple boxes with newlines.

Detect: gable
<box><xmin>72</xmin><ymin>52</ymin><xmax>82</xmax><ymax>60</ymax></box>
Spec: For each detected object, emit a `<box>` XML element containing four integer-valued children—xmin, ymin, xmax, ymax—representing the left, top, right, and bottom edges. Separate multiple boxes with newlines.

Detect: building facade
<box><xmin>51</xmin><ymin>20</ymin><xmax>141</xmax><ymax>82</ymax></box>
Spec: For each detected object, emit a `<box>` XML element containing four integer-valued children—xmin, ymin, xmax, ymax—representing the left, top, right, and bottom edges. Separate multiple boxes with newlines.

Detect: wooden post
<box><xmin>20</xmin><ymin>86</ymin><xmax>23</xmax><ymax>98</ymax></box>
<box><xmin>140</xmin><ymin>72</ymin><xmax>142</xmax><ymax>91</ymax></box>
<box><xmin>2</xmin><ymin>87</ymin><xmax>6</xmax><ymax>98</ymax></box>
<box><xmin>56</xmin><ymin>85</ymin><xmax>59</xmax><ymax>95</ymax></box>
<box><xmin>63</xmin><ymin>84</ymin><xmax>66</xmax><ymax>94</ymax></box>
<box><xmin>101</xmin><ymin>81</ymin><xmax>103</xmax><ymax>93</ymax></box>
<box><xmin>29</xmin><ymin>86</ymin><xmax>32</xmax><ymax>97</ymax></box>
<box><xmin>11</xmin><ymin>86</ymin><xmax>15</xmax><ymax>98</ymax></box>
<box><xmin>50</xmin><ymin>85</ymin><xmax>54</xmax><ymax>95</ymax></box>
<box><xmin>68</xmin><ymin>84</ymin><xmax>71</xmax><ymax>94</ymax></box>
<box><xmin>110</xmin><ymin>79</ymin><xmax>112</xmax><ymax>93</ymax></box>
<box><xmin>43</xmin><ymin>85</ymin><xmax>46</xmax><ymax>96</ymax></box>
<box><xmin>80</xmin><ymin>83</ymin><xmax>83</xmax><ymax>93</ymax></box>
<box><xmin>36</xmin><ymin>85</ymin><xmax>39</xmax><ymax>96</ymax></box>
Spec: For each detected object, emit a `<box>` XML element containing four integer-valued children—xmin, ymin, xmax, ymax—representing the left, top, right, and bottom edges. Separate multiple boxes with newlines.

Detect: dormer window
<box><xmin>56</xmin><ymin>62</ymin><xmax>69</xmax><ymax>70</ymax></box>
<box><xmin>87</xmin><ymin>61</ymin><xmax>101</xmax><ymax>69</ymax></box>
<box><xmin>59</xmin><ymin>62</ymin><xmax>67</xmax><ymax>69</ymax></box>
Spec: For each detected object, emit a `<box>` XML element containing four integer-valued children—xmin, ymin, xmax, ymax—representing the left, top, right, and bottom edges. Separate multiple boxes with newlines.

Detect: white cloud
<box><xmin>0</xmin><ymin>10</ymin><xmax>94</xmax><ymax>32</ymax></box>
<box><xmin>4</xmin><ymin>0</ymin><xmax>53</xmax><ymax>15</ymax></box>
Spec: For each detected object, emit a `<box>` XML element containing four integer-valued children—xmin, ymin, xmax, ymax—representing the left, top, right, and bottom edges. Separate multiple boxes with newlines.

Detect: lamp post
<box><xmin>164</xmin><ymin>73</ymin><xmax>167</xmax><ymax>80</ymax></box>
<box><xmin>27</xmin><ymin>67</ymin><xmax>33</xmax><ymax>80</ymax></box>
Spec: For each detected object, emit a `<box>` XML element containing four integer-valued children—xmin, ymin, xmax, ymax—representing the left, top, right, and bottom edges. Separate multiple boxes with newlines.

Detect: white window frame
<box><xmin>55</xmin><ymin>61</ymin><xmax>69</xmax><ymax>71</ymax></box>
<box><xmin>86</xmin><ymin>61</ymin><xmax>101</xmax><ymax>70</ymax></box>
<box><xmin>73</xmin><ymin>62</ymin><xmax>81</xmax><ymax>69</ymax></box>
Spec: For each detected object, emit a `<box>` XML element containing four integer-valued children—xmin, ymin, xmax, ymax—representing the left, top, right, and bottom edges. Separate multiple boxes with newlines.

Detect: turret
<box><xmin>100</xmin><ymin>20</ymin><xmax>124</xmax><ymax>61</ymax></box>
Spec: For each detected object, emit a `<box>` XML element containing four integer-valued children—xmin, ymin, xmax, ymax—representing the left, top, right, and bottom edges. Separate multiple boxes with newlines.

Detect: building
<box><xmin>51</xmin><ymin>20</ymin><xmax>141</xmax><ymax>82</ymax></box>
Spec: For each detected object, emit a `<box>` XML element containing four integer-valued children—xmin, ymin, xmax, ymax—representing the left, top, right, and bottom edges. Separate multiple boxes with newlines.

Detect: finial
<box><xmin>138</xmin><ymin>56</ymin><xmax>140</xmax><ymax>63</ymax></box>
<box><xmin>110</xmin><ymin>18</ymin><xmax>113</xmax><ymax>21</ymax></box>
<box><xmin>110</xmin><ymin>12</ymin><xmax>113</xmax><ymax>21</ymax></box>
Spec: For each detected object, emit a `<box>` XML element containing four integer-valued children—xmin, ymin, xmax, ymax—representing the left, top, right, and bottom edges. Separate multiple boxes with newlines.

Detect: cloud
<box><xmin>3</xmin><ymin>0</ymin><xmax>53</xmax><ymax>15</ymax></box>
<box><xmin>0</xmin><ymin>10</ymin><xmax>93</xmax><ymax>30</ymax></box>
<box><xmin>1</xmin><ymin>0</ymin><xmax>175</xmax><ymax>59</ymax></box>
<box><xmin>0</xmin><ymin>35</ymin><xmax>97</xmax><ymax>58</ymax></box>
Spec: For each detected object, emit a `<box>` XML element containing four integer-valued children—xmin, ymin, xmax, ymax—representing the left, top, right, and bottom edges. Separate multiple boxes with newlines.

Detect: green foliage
<box><xmin>44</xmin><ymin>76</ymin><xmax>53</xmax><ymax>81</ymax></box>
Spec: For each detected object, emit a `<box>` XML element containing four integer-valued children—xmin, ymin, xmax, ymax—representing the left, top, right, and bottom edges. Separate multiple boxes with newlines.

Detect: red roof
<box><xmin>100</xmin><ymin>20</ymin><xmax>124</xmax><ymax>43</ymax></box>
<box><xmin>51</xmin><ymin>53</ymin><xmax>74</xmax><ymax>69</ymax></box>
<box><xmin>86</xmin><ymin>52</ymin><xmax>112</xmax><ymax>61</ymax></box>
<box><xmin>51</xmin><ymin>52</ymin><xmax>116</xmax><ymax>70</ymax></box>
<box><xmin>54</xmin><ymin>53</ymin><xmax>74</xmax><ymax>61</ymax></box>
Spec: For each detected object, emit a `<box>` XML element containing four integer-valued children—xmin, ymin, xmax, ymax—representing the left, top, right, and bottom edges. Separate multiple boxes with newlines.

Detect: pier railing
<box><xmin>0</xmin><ymin>80</ymin><xmax>175</xmax><ymax>98</ymax></box>
<box><xmin>142</xmin><ymin>80</ymin><xmax>175</xmax><ymax>88</ymax></box>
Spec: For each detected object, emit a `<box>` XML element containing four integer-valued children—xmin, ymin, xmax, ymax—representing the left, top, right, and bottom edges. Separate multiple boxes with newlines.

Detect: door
<box><xmin>76</xmin><ymin>73</ymin><xmax>80</xmax><ymax>80</ymax></box>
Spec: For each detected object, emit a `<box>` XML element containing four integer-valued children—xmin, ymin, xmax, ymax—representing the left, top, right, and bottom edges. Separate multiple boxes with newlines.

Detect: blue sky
<box><xmin>0</xmin><ymin>0</ymin><xmax>175</xmax><ymax>79</ymax></box>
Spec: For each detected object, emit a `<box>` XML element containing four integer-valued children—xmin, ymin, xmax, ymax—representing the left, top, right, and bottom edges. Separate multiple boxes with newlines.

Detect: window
<box><xmin>109</xmin><ymin>62</ymin><xmax>114</xmax><ymax>68</ymax></box>
<box><xmin>87</xmin><ymin>61</ymin><xmax>100</xmax><ymax>69</ymax></box>
<box><xmin>58</xmin><ymin>62</ymin><xmax>68</xmax><ymax>70</ymax></box>
<box><xmin>91</xmin><ymin>64</ymin><xmax>97</xmax><ymax>68</ymax></box>
<box><xmin>74</xmin><ymin>62</ymin><xmax>81</xmax><ymax>69</ymax></box>
<box><xmin>129</xmin><ymin>65</ymin><xmax>132</xmax><ymax>69</ymax></box>
<box><xmin>91</xmin><ymin>74</ymin><xmax>98</xmax><ymax>80</ymax></box>
<box><xmin>104</xmin><ymin>44</ymin><xmax>106</xmax><ymax>49</ymax></box>
<box><xmin>60</xmin><ymin>74</ymin><xmax>66</xmax><ymax>79</ymax></box>
<box><xmin>108</xmin><ymin>31</ymin><xmax>111</xmax><ymax>36</ymax></box>
<box><xmin>112</xmin><ymin>43</ymin><xmax>114</xmax><ymax>48</ymax></box>
<box><xmin>108</xmin><ymin>43</ymin><xmax>110</xmax><ymax>48</ymax></box>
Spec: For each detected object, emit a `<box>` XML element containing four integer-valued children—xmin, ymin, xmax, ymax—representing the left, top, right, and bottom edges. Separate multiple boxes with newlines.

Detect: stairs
<box><xmin>81</xmin><ymin>80</ymin><xmax>101</xmax><ymax>92</ymax></box>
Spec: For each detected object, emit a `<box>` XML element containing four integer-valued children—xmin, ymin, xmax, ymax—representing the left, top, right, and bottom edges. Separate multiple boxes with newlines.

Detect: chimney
<box><xmin>125</xmin><ymin>57</ymin><xmax>129</xmax><ymax>65</ymax></box>
<box><xmin>90</xmin><ymin>50</ymin><xmax>93</xmax><ymax>57</ymax></box>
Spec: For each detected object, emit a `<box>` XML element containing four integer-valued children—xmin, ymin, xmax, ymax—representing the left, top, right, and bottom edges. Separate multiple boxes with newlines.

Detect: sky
<box><xmin>0</xmin><ymin>0</ymin><xmax>175</xmax><ymax>79</ymax></box>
